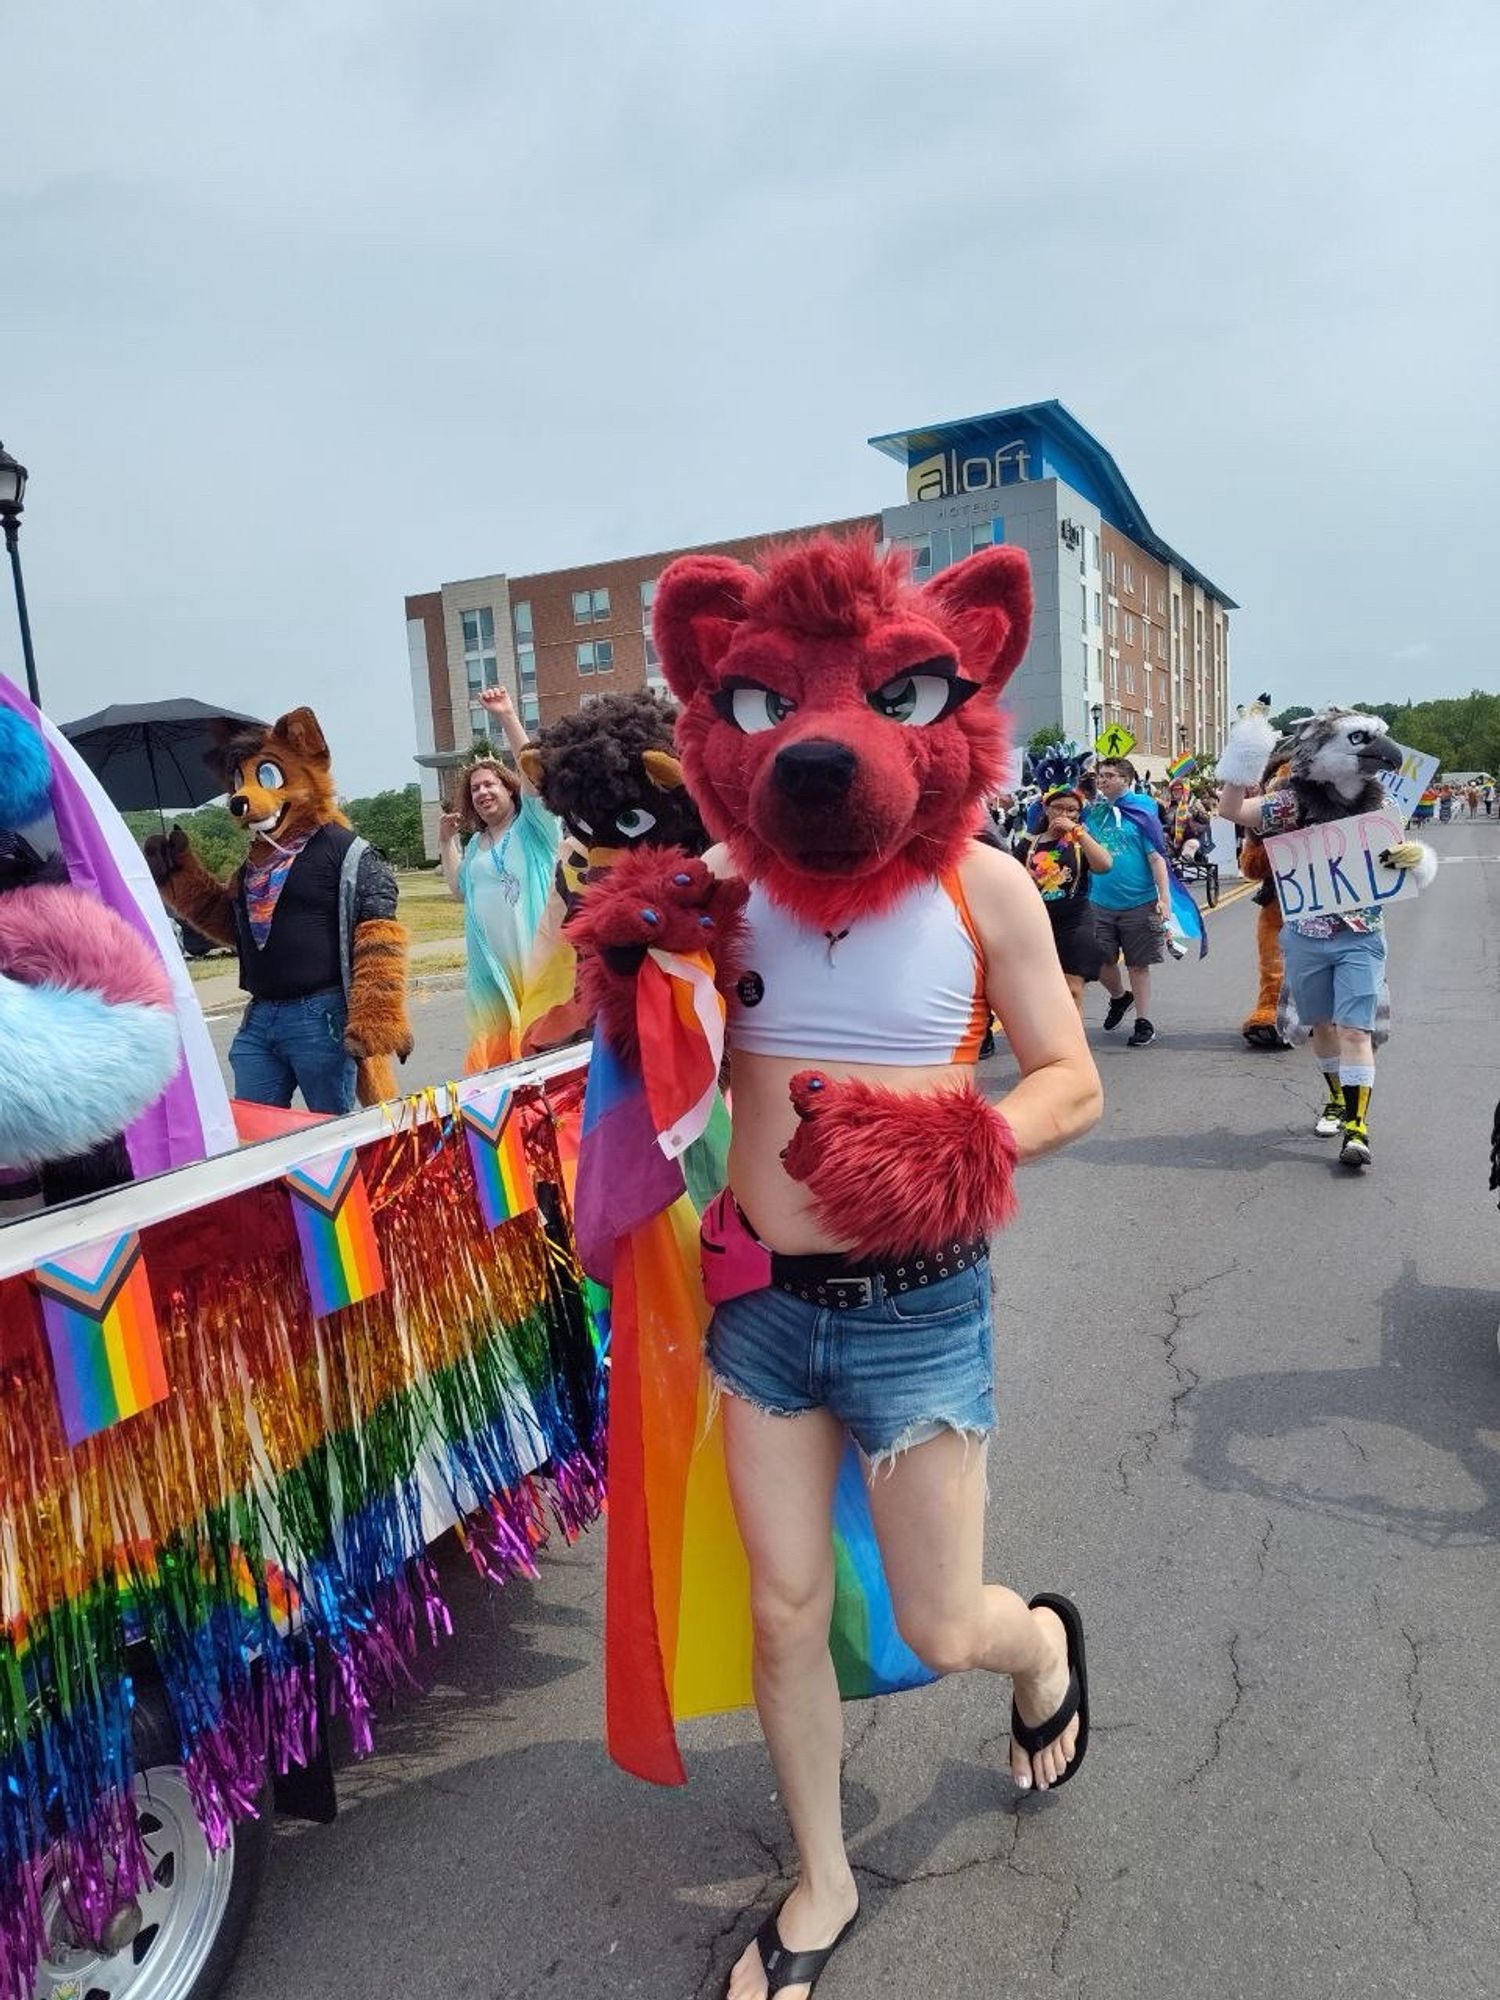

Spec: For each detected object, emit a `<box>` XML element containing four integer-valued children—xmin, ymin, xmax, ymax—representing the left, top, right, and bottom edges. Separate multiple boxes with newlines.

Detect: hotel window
<box><xmin>1123</xmin><ymin>661</ymin><xmax>1136</xmax><ymax>695</ymax></box>
<box><xmin>521</xmin><ymin>694</ymin><xmax>540</xmax><ymax>728</ymax></box>
<box><xmin>640</xmin><ymin>578</ymin><xmax>657</xmax><ymax>620</ymax></box>
<box><xmin>970</xmin><ymin>518</ymin><xmax>1003</xmax><ymax>554</ymax></box>
<box><xmin>1125</xmin><ymin>613</ymin><xmax>1136</xmax><ymax>645</ymax></box>
<box><xmin>645</xmin><ymin>635</ymin><xmax>661</xmax><ymax>670</ymax></box>
<box><xmin>469</xmin><ymin>704</ymin><xmax>488</xmax><ymax>739</ymax></box>
<box><xmin>1156</xmin><ymin>629</ymin><xmax>1166</xmax><ymax>660</ymax></box>
<box><xmin>1092</xmin><ymin>591</ymin><xmax>1101</xmax><ymax>625</ymax></box>
<box><xmin>905</xmin><ymin>534</ymin><xmax>933</xmax><ymax>577</ymax></box>
<box><xmin>512</xmin><ymin>601</ymin><xmax>533</xmax><ymax>641</ymax></box>
<box><xmin>1123</xmin><ymin>561</ymin><xmax>1135</xmax><ymax>595</ymax></box>
<box><xmin>462</xmin><ymin>606</ymin><xmax>497</xmax><ymax>692</ymax></box>
<box><xmin>1104</xmin><ymin>549</ymin><xmax>1116</xmax><ymax>587</ymax></box>
<box><xmin>577</xmin><ymin>640</ymin><xmax>615</xmax><ymax>675</ymax></box>
<box><xmin>1156</xmin><ymin>585</ymin><xmax>1166</xmax><ymax>614</ymax></box>
<box><xmin>572</xmin><ymin>587</ymin><xmax>611</xmax><ymax>624</ymax></box>
<box><xmin>1107</xmin><ymin>603</ymin><xmax>1117</xmax><ymax>637</ymax></box>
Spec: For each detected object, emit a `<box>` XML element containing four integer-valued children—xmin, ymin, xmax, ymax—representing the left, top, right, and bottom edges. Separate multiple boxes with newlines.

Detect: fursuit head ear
<box><xmin>652</xmin><ymin>555</ymin><xmax>760</xmax><ymax>703</ymax></box>
<box><xmin>918</xmin><ymin>544</ymin><xmax>1033</xmax><ymax>694</ymax></box>
<box><xmin>640</xmin><ymin>749</ymin><xmax>685</xmax><ymax>792</ymax></box>
<box><xmin>271</xmin><ymin>707</ymin><xmax>331</xmax><ymax>767</ymax></box>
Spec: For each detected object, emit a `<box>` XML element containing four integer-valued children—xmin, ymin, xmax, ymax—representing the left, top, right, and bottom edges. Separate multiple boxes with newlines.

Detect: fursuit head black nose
<box><xmin>774</xmin><ymin>738</ymin><xmax>857</xmax><ymax>807</ymax></box>
<box><xmin>228</xmin><ymin>792</ymin><xmax>250</xmax><ymax>819</ymax></box>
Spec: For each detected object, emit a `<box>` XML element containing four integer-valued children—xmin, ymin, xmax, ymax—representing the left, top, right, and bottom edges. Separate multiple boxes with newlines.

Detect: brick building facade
<box><xmin>405</xmin><ymin>401</ymin><xmax>1233</xmax><ymax>852</ymax></box>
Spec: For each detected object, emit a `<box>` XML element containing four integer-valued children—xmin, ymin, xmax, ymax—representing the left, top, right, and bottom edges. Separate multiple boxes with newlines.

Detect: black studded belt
<box><xmin>771</xmin><ymin>1238</ymin><xmax>988</xmax><ymax>1311</ymax></box>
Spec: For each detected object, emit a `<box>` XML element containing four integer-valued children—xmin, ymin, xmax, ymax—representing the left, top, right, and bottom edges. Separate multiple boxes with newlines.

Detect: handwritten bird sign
<box><xmin>1094</xmin><ymin>723</ymin><xmax>1136</xmax><ymax>760</ymax></box>
<box><xmin>1378</xmin><ymin>743</ymin><xmax>1440</xmax><ymax>826</ymax></box>
<box><xmin>1264</xmin><ymin>805</ymin><xmax>1420</xmax><ymax>921</ymax></box>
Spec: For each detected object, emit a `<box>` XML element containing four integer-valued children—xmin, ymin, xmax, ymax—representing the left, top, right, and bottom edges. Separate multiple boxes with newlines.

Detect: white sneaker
<box><xmin>1314</xmin><ymin>1104</ymin><xmax>1343</xmax><ymax>1138</ymax></box>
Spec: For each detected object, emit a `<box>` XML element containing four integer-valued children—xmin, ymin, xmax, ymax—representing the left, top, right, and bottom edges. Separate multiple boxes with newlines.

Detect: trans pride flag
<box><xmin>578</xmin><ymin>949</ymin><xmax>929</xmax><ymax>1787</ymax></box>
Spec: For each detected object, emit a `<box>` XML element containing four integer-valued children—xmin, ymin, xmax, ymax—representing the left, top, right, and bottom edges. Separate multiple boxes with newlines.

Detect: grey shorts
<box><xmin>1092</xmin><ymin>899</ymin><xmax>1165</xmax><ymax>968</ymax></box>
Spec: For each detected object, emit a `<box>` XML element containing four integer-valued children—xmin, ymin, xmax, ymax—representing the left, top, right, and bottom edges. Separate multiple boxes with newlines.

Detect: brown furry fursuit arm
<box><xmin>149</xmin><ymin>826</ymin><xmax>239</xmax><ymax>946</ymax></box>
<box><xmin>344</xmin><ymin>916</ymin><xmax>413</xmax><ymax>1106</ymax></box>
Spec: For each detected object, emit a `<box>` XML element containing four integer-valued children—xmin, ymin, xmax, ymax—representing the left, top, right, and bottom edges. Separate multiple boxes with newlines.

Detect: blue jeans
<box><xmin>707</xmin><ymin>1258</ymin><xmax>995</xmax><ymax>1465</ymax></box>
<box><xmin>228</xmin><ymin>987</ymin><xmax>357</xmax><ymax>1114</ymax></box>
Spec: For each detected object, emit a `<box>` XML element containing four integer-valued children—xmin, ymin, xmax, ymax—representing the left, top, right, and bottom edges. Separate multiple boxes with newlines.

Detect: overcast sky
<box><xmin>5</xmin><ymin>0</ymin><xmax>1497</xmax><ymax>796</ymax></box>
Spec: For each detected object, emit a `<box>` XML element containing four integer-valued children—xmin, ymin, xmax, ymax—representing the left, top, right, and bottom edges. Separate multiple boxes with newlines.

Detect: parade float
<box><xmin>0</xmin><ymin>676</ymin><xmax>604</xmax><ymax>2000</ymax></box>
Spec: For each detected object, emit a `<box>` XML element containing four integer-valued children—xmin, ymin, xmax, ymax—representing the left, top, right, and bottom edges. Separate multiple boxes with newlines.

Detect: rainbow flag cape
<box><xmin>580</xmin><ymin>950</ymin><xmax>930</xmax><ymax>1787</ymax></box>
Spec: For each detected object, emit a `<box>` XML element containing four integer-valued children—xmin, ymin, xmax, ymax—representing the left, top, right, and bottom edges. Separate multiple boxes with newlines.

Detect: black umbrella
<box><xmin>59</xmin><ymin>697</ymin><xmax>267</xmax><ymax>817</ymax></box>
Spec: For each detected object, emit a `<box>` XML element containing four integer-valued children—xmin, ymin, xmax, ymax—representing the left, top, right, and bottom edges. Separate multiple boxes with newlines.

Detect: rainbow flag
<box><xmin>32</xmin><ymin>1231</ymin><xmax>169</xmax><ymax>1446</ymax></box>
<box><xmin>284</xmin><ymin>1148</ymin><xmax>386</xmax><ymax>1318</ymax></box>
<box><xmin>582</xmin><ymin>954</ymin><xmax>929</xmax><ymax>1786</ymax></box>
<box><xmin>460</xmin><ymin>1084</ymin><xmax>537</xmax><ymax>1230</ymax></box>
<box><xmin>1166</xmin><ymin>753</ymin><xmax>1197</xmax><ymax>783</ymax></box>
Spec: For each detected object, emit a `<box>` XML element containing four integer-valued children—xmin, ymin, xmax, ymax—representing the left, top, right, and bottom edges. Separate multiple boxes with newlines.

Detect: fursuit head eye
<box><xmin>714</xmin><ymin>684</ymin><xmax>799</xmax><ymax>734</ymax></box>
<box><xmin>866</xmin><ymin>660</ymin><xmax>980</xmax><ymax>726</ymax></box>
<box><xmin>255</xmin><ymin>759</ymin><xmax>285</xmax><ymax>790</ymax></box>
<box><xmin>615</xmin><ymin>806</ymin><xmax>657</xmax><ymax>839</ymax></box>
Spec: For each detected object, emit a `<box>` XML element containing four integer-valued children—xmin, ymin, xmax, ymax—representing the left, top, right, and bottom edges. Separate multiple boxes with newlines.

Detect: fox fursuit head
<box><xmin>656</xmin><ymin>534</ymin><xmax>1032</xmax><ymax>930</ymax></box>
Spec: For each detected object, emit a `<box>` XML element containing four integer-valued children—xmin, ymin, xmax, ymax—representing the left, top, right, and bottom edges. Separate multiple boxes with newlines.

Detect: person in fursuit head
<box><xmin>571</xmin><ymin>535</ymin><xmax>1100</xmax><ymax>2000</ymax></box>
<box><xmin>147</xmin><ymin>706</ymin><xmax>412</xmax><ymax>1113</ymax></box>
<box><xmin>1084</xmin><ymin>756</ymin><xmax>1174</xmax><ymax>1046</ymax></box>
<box><xmin>1214</xmin><ymin>704</ymin><xmax>1436</xmax><ymax>1169</ymax></box>
<box><xmin>439</xmin><ymin>684</ymin><xmax>562</xmax><ymax>1071</ymax></box>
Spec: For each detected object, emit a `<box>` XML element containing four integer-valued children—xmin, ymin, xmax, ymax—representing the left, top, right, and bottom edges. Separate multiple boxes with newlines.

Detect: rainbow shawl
<box><xmin>576</xmin><ymin>949</ymin><xmax>930</xmax><ymax>1787</ymax></box>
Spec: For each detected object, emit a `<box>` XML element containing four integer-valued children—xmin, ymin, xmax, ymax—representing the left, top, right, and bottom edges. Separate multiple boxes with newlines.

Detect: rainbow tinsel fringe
<box><xmin>0</xmin><ymin>1086</ymin><xmax>604</xmax><ymax>2000</ymax></box>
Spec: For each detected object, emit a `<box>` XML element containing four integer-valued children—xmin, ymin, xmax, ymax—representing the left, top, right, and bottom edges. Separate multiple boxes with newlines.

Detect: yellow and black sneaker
<box><xmin>1314</xmin><ymin>1085</ymin><xmax>1344</xmax><ymax>1138</ymax></box>
<box><xmin>1339</xmin><ymin>1119</ymin><xmax>1371</xmax><ymax>1169</ymax></box>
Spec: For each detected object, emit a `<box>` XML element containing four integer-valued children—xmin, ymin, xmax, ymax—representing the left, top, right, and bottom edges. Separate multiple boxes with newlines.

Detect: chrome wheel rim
<box><xmin>33</xmin><ymin>1766</ymin><xmax>236</xmax><ymax>2000</ymax></box>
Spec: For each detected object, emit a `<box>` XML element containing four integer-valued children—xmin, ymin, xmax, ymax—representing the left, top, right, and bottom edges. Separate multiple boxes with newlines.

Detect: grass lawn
<box><xmin>395</xmin><ymin>868</ymin><xmax>466</xmax><ymax>944</ymax></box>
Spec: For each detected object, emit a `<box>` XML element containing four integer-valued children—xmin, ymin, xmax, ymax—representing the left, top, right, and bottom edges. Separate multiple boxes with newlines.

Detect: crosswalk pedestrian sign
<box><xmin>1094</xmin><ymin>723</ymin><xmax>1136</xmax><ymax>759</ymax></box>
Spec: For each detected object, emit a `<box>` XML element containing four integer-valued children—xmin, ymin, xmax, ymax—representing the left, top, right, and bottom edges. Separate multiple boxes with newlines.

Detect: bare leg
<box><xmin>1065</xmin><ymin>973</ymin><xmax>1086</xmax><ymax>1014</ymax></box>
<box><xmin>721</xmin><ymin>1395</ymin><xmax>858</xmax><ymax>2000</ymax></box>
<box><xmin>867</xmin><ymin>1430</ymin><xmax>1079</xmax><ymax>1792</ymax></box>
<box><xmin>1128</xmin><ymin>963</ymin><xmax>1153</xmax><ymax>1018</ymax></box>
<box><xmin>1098</xmin><ymin>956</ymin><xmax>1125</xmax><ymax>999</ymax></box>
<box><xmin>1310</xmin><ymin>1020</ymin><xmax>1340</xmax><ymax>1065</ymax></box>
<box><xmin>1338</xmin><ymin>1026</ymin><xmax>1374</xmax><ymax>1069</ymax></box>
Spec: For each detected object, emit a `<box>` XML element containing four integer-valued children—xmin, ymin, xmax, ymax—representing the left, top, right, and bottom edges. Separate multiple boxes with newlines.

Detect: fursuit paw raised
<box><xmin>781</xmin><ymin>1070</ymin><xmax>1019</xmax><ymax>1263</ymax></box>
<box><xmin>1214</xmin><ymin>710</ymin><xmax>1279</xmax><ymax>787</ymax></box>
<box><xmin>569</xmin><ymin>846</ymin><xmax>748</xmax><ymax>1060</ymax></box>
<box><xmin>143</xmin><ymin>824</ymin><xmax>190</xmax><ymax>888</ymax></box>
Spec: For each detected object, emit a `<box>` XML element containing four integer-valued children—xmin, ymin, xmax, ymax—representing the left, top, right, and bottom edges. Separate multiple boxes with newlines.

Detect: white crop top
<box><xmin>728</xmin><ymin>873</ymin><xmax>989</xmax><ymax>1067</ymax></box>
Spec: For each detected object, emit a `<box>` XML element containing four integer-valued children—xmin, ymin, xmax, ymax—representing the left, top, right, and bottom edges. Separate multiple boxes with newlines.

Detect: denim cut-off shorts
<box><xmin>706</xmin><ymin>1258</ymin><xmax>996</xmax><ymax>1467</ymax></box>
<box><xmin>1280</xmin><ymin>925</ymin><xmax>1387</xmax><ymax>1032</ymax></box>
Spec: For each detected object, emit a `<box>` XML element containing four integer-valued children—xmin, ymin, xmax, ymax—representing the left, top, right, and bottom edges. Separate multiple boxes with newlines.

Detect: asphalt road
<box><xmin>222</xmin><ymin>818</ymin><xmax>1500</xmax><ymax>2000</ymax></box>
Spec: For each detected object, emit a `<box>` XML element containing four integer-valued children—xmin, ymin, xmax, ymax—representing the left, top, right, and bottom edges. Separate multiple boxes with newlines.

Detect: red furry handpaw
<box><xmin>782</xmin><ymin>1071</ymin><xmax>1019</xmax><ymax>1262</ymax></box>
<box><xmin>569</xmin><ymin>849</ymin><xmax>746</xmax><ymax>966</ymax></box>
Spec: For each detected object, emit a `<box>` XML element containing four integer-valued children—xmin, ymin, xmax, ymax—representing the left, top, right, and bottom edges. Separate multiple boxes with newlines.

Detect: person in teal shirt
<box><xmin>1084</xmin><ymin>758</ymin><xmax>1173</xmax><ymax>1046</ymax></box>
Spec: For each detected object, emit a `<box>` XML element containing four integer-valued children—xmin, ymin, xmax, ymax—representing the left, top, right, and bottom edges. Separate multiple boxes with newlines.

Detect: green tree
<box><xmin>1027</xmin><ymin>721</ymin><xmax>1066</xmax><ymax>753</ymax></box>
<box><xmin>345</xmin><ymin>784</ymin><xmax>426</xmax><ymax>868</ymax></box>
<box><xmin>1268</xmin><ymin>705</ymin><xmax>1313</xmax><ymax>734</ymax></box>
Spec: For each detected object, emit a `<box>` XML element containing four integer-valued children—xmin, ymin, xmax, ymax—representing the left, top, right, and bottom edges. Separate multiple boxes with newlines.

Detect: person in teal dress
<box><xmin>439</xmin><ymin>687</ymin><xmax>560</xmax><ymax>1070</ymax></box>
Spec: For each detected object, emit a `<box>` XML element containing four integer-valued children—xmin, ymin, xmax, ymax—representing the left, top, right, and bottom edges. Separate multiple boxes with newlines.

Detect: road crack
<box><xmin>1182</xmin><ymin>1630</ymin><xmax>1248</xmax><ymax>1787</ymax></box>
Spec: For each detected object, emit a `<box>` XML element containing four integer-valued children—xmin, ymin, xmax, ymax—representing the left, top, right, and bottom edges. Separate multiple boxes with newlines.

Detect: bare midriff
<box><xmin>726</xmin><ymin>1048</ymin><xmax>975</xmax><ymax>1256</ymax></box>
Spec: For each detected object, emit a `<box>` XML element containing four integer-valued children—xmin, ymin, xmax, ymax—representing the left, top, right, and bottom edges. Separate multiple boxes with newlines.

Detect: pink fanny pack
<box><xmin>699</xmin><ymin>1188</ymin><xmax>774</xmax><ymax>1305</ymax></box>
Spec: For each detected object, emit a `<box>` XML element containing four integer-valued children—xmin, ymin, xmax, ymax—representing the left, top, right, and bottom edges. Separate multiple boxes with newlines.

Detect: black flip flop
<box><xmin>739</xmin><ymin>1906</ymin><xmax>859</xmax><ymax>1996</ymax></box>
<box><xmin>1010</xmin><ymin>1591</ymin><xmax>1089</xmax><ymax>1789</ymax></box>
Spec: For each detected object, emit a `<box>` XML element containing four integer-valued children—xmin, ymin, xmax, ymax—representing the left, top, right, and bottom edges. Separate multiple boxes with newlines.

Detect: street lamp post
<box><xmin>1178</xmin><ymin>724</ymin><xmax>1189</xmax><ymax>751</ymax></box>
<box><xmin>1090</xmin><ymin>701</ymin><xmax>1103</xmax><ymax>738</ymax></box>
<box><xmin>0</xmin><ymin>444</ymin><xmax>39</xmax><ymax>709</ymax></box>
